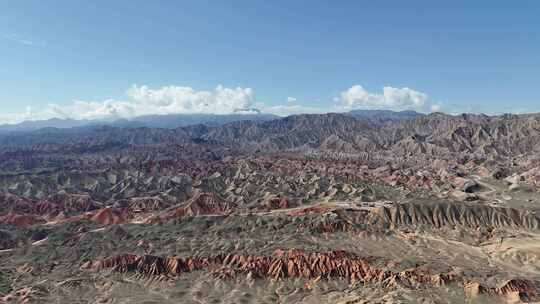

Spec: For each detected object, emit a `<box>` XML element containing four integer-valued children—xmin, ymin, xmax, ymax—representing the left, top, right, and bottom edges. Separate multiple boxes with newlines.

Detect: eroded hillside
<box><xmin>1</xmin><ymin>113</ymin><xmax>540</xmax><ymax>303</ymax></box>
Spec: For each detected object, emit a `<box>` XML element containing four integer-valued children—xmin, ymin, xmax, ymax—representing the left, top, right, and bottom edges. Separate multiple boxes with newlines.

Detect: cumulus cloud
<box><xmin>0</xmin><ymin>105</ymin><xmax>70</xmax><ymax>125</ymax></box>
<box><xmin>0</xmin><ymin>85</ymin><xmax>258</xmax><ymax>124</ymax></box>
<box><xmin>335</xmin><ymin>85</ymin><xmax>441</xmax><ymax>112</ymax></box>
<box><xmin>126</xmin><ymin>85</ymin><xmax>255</xmax><ymax>115</ymax></box>
<box><xmin>0</xmin><ymin>83</ymin><xmax>443</xmax><ymax>125</ymax></box>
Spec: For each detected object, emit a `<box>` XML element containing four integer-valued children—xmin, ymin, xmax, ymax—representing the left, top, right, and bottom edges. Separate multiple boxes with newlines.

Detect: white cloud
<box><xmin>287</xmin><ymin>97</ymin><xmax>297</xmax><ymax>103</ymax></box>
<box><xmin>336</xmin><ymin>85</ymin><xmax>441</xmax><ymax>112</ymax></box>
<box><xmin>126</xmin><ymin>85</ymin><xmax>255</xmax><ymax>115</ymax></box>
<box><xmin>0</xmin><ymin>85</ymin><xmax>259</xmax><ymax>124</ymax></box>
<box><xmin>0</xmin><ymin>83</ymin><xmax>444</xmax><ymax>124</ymax></box>
<box><xmin>430</xmin><ymin>104</ymin><xmax>442</xmax><ymax>112</ymax></box>
<box><xmin>0</xmin><ymin>105</ymin><xmax>70</xmax><ymax>125</ymax></box>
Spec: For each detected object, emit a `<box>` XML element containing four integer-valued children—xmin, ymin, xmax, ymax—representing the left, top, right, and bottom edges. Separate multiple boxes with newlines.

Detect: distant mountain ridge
<box><xmin>115</xmin><ymin>113</ymin><xmax>279</xmax><ymax>128</ymax></box>
<box><xmin>0</xmin><ymin>118</ymin><xmax>94</xmax><ymax>133</ymax></box>
<box><xmin>346</xmin><ymin>109</ymin><xmax>425</xmax><ymax>124</ymax></box>
<box><xmin>0</xmin><ymin>110</ymin><xmax>422</xmax><ymax>134</ymax></box>
<box><xmin>2</xmin><ymin>111</ymin><xmax>540</xmax><ymax>159</ymax></box>
<box><xmin>0</xmin><ymin>113</ymin><xmax>280</xmax><ymax>134</ymax></box>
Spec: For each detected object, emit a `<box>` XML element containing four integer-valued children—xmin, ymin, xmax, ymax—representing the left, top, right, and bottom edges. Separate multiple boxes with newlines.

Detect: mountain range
<box><xmin>3</xmin><ymin>109</ymin><xmax>540</xmax><ymax>303</ymax></box>
<box><xmin>0</xmin><ymin>110</ymin><xmax>424</xmax><ymax>134</ymax></box>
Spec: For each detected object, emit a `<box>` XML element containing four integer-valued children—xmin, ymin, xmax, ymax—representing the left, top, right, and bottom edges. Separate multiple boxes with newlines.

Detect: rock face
<box><xmin>146</xmin><ymin>192</ymin><xmax>236</xmax><ymax>223</ymax></box>
<box><xmin>465</xmin><ymin>279</ymin><xmax>540</xmax><ymax>302</ymax></box>
<box><xmin>83</xmin><ymin>253</ymin><xmax>218</xmax><ymax>276</ymax></box>
<box><xmin>113</xmin><ymin>197</ymin><xmax>169</xmax><ymax>212</ymax></box>
<box><xmin>372</xmin><ymin>202</ymin><xmax>540</xmax><ymax>230</ymax></box>
<box><xmin>262</xmin><ymin>195</ymin><xmax>294</xmax><ymax>210</ymax></box>
<box><xmin>84</xmin><ymin>249</ymin><xmax>539</xmax><ymax>302</ymax></box>
<box><xmin>180</xmin><ymin>192</ymin><xmax>236</xmax><ymax>216</ymax></box>
<box><xmin>34</xmin><ymin>193</ymin><xmax>100</xmax><ymax>215</ymax></box>
<box><xmin>89</xmin><ymin>207</ymin><xmax>130</xmax><ymax>225</ymax></box>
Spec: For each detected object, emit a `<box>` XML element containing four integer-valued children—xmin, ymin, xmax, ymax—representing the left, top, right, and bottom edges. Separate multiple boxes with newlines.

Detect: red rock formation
<box><xmin>51</xmin><ymin>206</ymin><xmax>132</xmax><ymax>226</ymax></box>
<box><xmin>484</xmin><ymin>279</ymin><xmax>538</xmax><ymax>301</ymax></box>
<box><xmin>263</xmin><ymin>195</ymin><xmax>294</xmax><ymax>210</ymax></box>
<box><xmin>0</xmin><ymin>211</ymin><xmax>46</xmax><ymax>227</ymax></box>
<box><xmin>182</xmin><ymin>192</ymin><xmax>236</xmax><ymax>216</ymax></box>
<box><xmin>86</xmin><ymin>249</ymin><xmax>457</xmax><ymax>288</ymax></box>
<box><xmin>0</xmin><ymin>193</ymin><xmax>34</xmax><ymax>214</ymax></box>
<box><xmin>34</xmin><ymin>193</ymin><xmax>100</xmax><ymax>215</ymax></box>
<box><xmin>89</xmin><ymin>207</ymin><xmax>130</xmax><ymax>225</ymax></box>
<box><xmin>85</xmin><ymin>249</ymin><xmax>539</xmax><ymax>301</ymax></box>
<box><xmin>146</xmin><ymin>192</ymin><xmax>236</xmax><ymax>223</ymax></box>
<box><xmin>466</xmin><ymin>279</ymin><xmax>539</xmax><ymax>302</ymax></box>
<box><xmin>83</xmin><ymin>253</ymin><xmax>221</xmax><ymax>277</ymax></box>
<box><xmin>494</xmin><ymin>279</ymin><xmax>538</xmax><ymax>298</ymax></box>
<box><xmin>211</xmin><ymin>266</ymin><xmax>238</xmax><ymax>279</ymax></box>
<box><xmin>82</xmin><ymin>253</ymin><xmax>139</xmax><ymax>272</ymax></box>
<box><xmin>0</xmin><ymin>286</ymin><xmax>47</xmax><ymax>304</ymax></box>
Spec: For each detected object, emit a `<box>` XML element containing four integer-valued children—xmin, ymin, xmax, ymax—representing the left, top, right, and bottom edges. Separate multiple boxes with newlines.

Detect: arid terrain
<box><xmin>1</xmin><ymin>111</ymin><xmax>540</xmax><ymax>303</ymax></box>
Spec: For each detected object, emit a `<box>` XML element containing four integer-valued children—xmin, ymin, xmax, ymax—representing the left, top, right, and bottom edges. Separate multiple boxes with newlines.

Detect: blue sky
<box><xmin>1</xmin><ymin>1</ymin><xmax>539</xmax><ymax>123</ymax></box>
